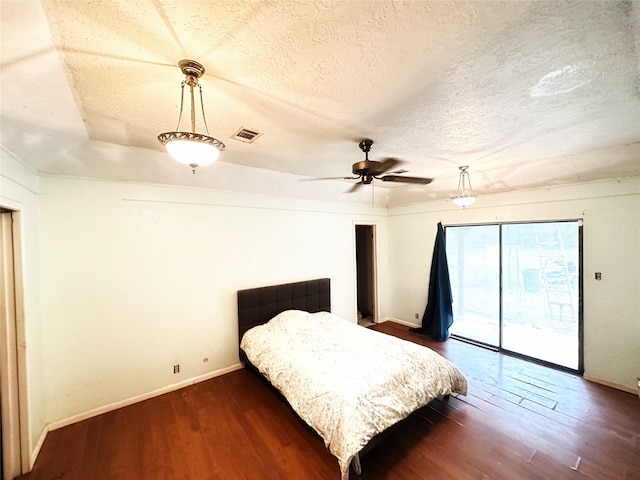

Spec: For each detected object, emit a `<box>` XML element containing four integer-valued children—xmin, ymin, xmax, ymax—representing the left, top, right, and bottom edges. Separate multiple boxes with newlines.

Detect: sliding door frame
<box><xmin>445</xmin><ymin>219</ymin><xmax>584</xmax><ymax>374</ymax></box>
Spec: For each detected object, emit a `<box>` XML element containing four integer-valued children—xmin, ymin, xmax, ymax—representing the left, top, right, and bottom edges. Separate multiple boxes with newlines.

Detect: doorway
<box><xmin>0</xmin><ymin>208</ymin><xmax>28</xmax><ymax>479</ymax></box>
<box><xmin>355</xmin><ymin>224</ymin><xmax>376</xmax><ymax>326</ymax></box>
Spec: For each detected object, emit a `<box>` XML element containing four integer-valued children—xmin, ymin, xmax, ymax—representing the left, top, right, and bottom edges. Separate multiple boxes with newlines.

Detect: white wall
<box><xmin>0</xmin><ymin>147</ymin><xmax>46</xmax><ymax>467</ymax></box>
<box><xmin>37</xmin><ymin>176</ymin><xmax>388</xmax><ymax>426</ymax></box>
<box><xmin>386</xmin><ymin>178</ymin><xmax>640</xmax><ymax>392</ymax></box>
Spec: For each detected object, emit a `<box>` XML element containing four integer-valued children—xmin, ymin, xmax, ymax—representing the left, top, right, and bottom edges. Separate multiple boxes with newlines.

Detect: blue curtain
<box><xmin>410</xmin><ymin>222</ymin><xmax>454</xmax><ymax>341</ymax></box>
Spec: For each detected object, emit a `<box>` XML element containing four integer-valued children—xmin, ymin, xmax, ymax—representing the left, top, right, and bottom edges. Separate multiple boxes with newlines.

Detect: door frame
<box><xmin>0</xmin><ymin>208</ymin><xmax>30</xmax><ymax>478</ymax></box>
<box><xmin>354</xmin><ymin>222</ymin><xmax>378</xmax><ymax>323</ymax></box>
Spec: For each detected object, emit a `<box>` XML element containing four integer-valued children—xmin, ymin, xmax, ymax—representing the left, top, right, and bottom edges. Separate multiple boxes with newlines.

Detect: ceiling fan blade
<box><xmin>347</xmin><ymin>181</ymin><xmax>365</xmax><ymax>193</ymax></box>
<box><xmin>371</xmin><ymin>157</ymin><xmax>402</xmax><ymax>175</ymax></box>
<box><xmin>381</xmin><ymin>175</ymin><xmax>433</xmax><ymax>185</ymax></box>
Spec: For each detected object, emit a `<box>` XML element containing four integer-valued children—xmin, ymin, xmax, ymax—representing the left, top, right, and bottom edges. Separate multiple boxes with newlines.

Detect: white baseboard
<box><xmin>47</xmin><ymin>363</ymin><xmax>244</xmax><ymax>432</ymax></box>
<box><xmin>583</xmin><ymin>373</ymin><xmax>638</xmax><ymax>396</ymax></box>
<box><xmin>381</xmin><ymin>316</ymin><xmax>420</xmax><ymax>328</ymax></box>
<box><xmin>29</xmin><ymin>424</ymin><xmax>49</xmax><ymax>470</ymax></box>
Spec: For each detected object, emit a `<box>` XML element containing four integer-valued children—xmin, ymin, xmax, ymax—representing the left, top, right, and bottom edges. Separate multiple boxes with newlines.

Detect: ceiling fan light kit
<box><xmin>158</xmin><ymin>59</ymin><xmax>225</xmax><ymax>173</ymax></box>
<box><xmin>451</xmin><ymin>165</ymin><xmax>477</xmax><ymax>207</ymax></box>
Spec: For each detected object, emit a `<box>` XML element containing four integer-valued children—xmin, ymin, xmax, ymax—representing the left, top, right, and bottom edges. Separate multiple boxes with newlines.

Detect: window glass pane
<box><xmin>446</xmin><ymin>225</ymin><xmax>500</xmax><ymax>346</ymax></box>
<box><xmin>501</xmin><ymin>222</ymin><xmax>579</xmax><ymax>369</ymax></box>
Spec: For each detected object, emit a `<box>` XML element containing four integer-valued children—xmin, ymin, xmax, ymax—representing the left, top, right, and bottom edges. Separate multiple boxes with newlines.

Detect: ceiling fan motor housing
<box><xmin>352</xmin><ymin>160</ymin><xmax>379</xmax><ymax>176</ymax></box>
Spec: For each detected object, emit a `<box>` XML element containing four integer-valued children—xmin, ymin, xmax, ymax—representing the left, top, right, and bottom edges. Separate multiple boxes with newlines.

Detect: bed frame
<box><xmin>237</xmin><ymin>278</ymin><xmax>331</xmax><ymax>362</ymax></box>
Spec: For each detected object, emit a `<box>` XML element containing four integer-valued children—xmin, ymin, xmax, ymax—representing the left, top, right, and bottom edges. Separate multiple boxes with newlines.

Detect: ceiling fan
<box><xmin>345</xmin><ymin>139</ymin><xmax>433</xmax><ymax>192</ymax></box>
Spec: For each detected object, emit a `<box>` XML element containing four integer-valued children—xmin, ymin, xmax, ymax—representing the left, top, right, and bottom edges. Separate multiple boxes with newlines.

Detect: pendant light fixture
<box><xmin>451</xmin><ymin>165</ymin><xmax>477</xmax><ymax>207</ymax></box>
<box><xmin>158</xmin><ymin>59</ymin><xmax>225</xmax><ymax>173</ymax></box>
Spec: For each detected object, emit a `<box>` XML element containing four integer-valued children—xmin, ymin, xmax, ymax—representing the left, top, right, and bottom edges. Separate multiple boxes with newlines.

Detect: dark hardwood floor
<box><xmin>19</xmin><ymin>322</ymin><xmax>640</xmax><ymax>479</ymax></box>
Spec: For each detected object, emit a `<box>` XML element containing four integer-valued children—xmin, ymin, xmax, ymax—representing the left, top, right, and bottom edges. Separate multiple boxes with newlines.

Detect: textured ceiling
<box><xmin>1</xmin><ymin>0</ymin><xmax>639</xmax><ymax>207</ymax></box>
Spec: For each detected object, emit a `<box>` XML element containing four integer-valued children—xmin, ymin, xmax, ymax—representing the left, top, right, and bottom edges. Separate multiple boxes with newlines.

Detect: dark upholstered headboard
<box><xmin>237</xmin><ymin>278</ymin><xmax>331</xmax><ymax>361</ymax></box>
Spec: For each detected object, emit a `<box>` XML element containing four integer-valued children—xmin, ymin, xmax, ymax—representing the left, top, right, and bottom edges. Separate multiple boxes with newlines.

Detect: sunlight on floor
<box><xmin>451</xmin><ymin>315</ymin><xmax>579</xmax><ymax>369</ymax></box>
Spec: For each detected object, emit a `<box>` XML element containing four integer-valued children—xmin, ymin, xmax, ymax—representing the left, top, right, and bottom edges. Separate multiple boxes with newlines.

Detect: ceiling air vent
<box><xmin>231</xmin><ymin>127</ymin><xmax>263</xmax><ymax>144</ymax></box>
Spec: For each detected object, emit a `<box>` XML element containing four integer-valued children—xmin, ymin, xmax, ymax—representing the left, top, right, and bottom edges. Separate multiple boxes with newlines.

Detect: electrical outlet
<box><xmin>203</xmin><ymin>357</ymin><xmax>208</xmax><ymax>363</ymax></box>
<box><xmin>415</xmin><ymin>313</ymin><xmax>419</xmax><ymax>319</ymax></box>
<box><xmin>173</xmin><ymin>364</ymin><xmax>180</xmax><ymax>374</ymax></box>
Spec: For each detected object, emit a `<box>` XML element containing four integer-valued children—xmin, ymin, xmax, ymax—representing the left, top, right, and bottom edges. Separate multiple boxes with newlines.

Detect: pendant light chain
<box><xmin>175</xmin><ymin>81</ymin><xmax>186</xmax><ymax>131</ymax></box>
<box><xmin>198</xmin><ymin>84</ymin><xmax>211</xmax><ymax>136</ymax></box>
<box><xmin>173</xmin><ymin>79</ymin><xmax>209</xmax><ymax>135</ymax></box>
<box><xmin>189</xmin><ymin>81</ymin><xmax>196</xmax><ymax>132</ymax></box>
<box><xmin>372</xmin><ymin>181</ymin><xmax>375</xmax><ymax>208</ymax></box>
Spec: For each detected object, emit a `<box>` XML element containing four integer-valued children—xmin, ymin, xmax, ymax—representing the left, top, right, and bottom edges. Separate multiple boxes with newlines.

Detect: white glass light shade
<box><xmin>451</xmin><ymin>195</ymin><xmax>477</xmax><ymax>207</ymax></box>
<box><xmin>165</xmin><ymin>138</ymin><xmax>220</xmax><ymax>166</ymax></box>
<box><xmin>158</xmin><ymin>131</ymin><xmax>225</xmax><ymax>169</ymax></box>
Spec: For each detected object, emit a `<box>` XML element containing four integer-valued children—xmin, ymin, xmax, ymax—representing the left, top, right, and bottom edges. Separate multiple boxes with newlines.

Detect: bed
<box><xmin>237</xmin><ymin>278</ymin><xmax>468</xmax><ymax>479</ymax></box>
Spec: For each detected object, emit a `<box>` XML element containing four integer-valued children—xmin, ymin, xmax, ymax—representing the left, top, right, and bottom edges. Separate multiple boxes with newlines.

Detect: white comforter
<box><xmin>240</xmin><ymin>310</ymin><xmax>468</xmax><ymax>479</ymax></box>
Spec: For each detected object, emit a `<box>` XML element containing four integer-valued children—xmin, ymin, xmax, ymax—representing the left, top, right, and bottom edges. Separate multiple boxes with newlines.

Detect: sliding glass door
<box><xmin>446</xmin><ymin>221</ymin><xmax>582</xmax><ymax>371</ymax></box>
